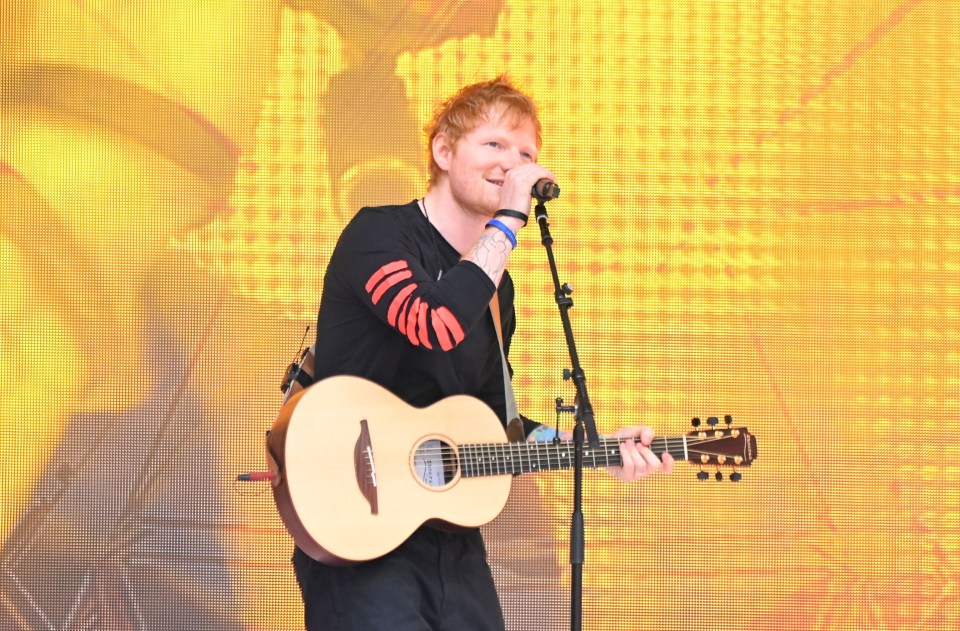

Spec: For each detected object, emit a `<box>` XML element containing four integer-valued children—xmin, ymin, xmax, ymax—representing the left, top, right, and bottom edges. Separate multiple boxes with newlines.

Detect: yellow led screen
<box><xmin>2</xmin><ymin>1</ymin><xmax>959</xmax><ymax>629</ymax></box>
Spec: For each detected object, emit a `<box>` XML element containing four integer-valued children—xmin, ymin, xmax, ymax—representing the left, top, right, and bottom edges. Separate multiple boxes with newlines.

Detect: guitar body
<box><xmin>268</xmin><ymin>375</ymin><xmax>759</xmax><ymax>566</ymax></box>
<box><xmin>269</xmin><ymin>375</ymin><xmax>514</xmax><ymax>565</ymax></box>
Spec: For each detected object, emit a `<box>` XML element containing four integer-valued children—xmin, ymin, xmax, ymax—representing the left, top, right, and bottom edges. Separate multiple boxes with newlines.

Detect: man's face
<box><xmin>441</xmin><ymin>110</ymin><xmax>540</xmax><ymax>217</ymax></box>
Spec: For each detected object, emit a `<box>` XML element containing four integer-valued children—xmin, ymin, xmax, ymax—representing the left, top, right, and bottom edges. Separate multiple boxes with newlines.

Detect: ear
<box><xmin>432</xmin><ymin>133</ymin><xmax>454</xmax><ymax>173</ymax></box>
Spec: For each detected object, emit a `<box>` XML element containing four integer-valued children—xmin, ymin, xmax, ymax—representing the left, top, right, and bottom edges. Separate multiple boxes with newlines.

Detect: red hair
<box><xmin>424</xmin><ymin>75</ymin><xmax>542</xmax><ymax>187</ymax></box>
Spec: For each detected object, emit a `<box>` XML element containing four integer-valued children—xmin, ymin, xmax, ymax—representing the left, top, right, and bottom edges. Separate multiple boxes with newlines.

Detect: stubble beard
<box><xmin>451</xmin><ymin>181</ymin><xmax>500</xmax><ymax>224</ymax></box>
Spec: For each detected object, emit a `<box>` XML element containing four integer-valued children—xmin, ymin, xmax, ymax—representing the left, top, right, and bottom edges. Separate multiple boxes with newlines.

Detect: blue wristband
<box><xmin>486</xmin><ymin>218</ymin><xmax>518</xmax><ymax>248</ymax></box>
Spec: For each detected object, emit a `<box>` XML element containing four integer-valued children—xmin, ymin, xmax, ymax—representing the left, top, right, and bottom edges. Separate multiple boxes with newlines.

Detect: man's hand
<box><xmin>605</xmin><ymin>426</ymin><xmax>675</xmax><ymax>482</ymax></box>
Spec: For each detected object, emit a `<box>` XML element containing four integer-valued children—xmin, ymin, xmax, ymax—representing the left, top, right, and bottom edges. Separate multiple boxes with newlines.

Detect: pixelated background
<box><xmin>2</xmin><ymin>1</ymin><xmax>958</xmax><ymax>629</ymax></box>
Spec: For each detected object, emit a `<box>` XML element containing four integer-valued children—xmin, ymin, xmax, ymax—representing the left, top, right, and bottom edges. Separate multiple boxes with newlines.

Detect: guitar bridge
<box><xmin>354</xmin><ymin>419</ymin><xmax>379</xmax><ymax>514</ymax></box>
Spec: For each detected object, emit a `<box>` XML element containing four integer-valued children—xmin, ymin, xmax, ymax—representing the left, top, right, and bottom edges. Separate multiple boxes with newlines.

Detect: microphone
<box><xmin>532</xmin><ymin>179</ymin><xmax>560</xmax><ymax>201</ymax></box>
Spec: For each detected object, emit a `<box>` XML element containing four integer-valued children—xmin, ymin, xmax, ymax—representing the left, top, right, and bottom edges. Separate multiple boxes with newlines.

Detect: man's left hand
<box><xmin>606</xmin><ymin>426</ymin><xmax>675</xmax><ymax>482</ymax></box>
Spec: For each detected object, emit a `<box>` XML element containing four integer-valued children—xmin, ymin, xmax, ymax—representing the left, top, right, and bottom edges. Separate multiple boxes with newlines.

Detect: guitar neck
<box><xmin>459</xmin><ymin>436</ymin><xmax>690</xmax><ymax>478</ymax></box>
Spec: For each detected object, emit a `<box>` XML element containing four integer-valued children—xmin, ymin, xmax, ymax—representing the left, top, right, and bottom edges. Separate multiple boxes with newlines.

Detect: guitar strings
<box><xmin>413</xmin><ymin>435</ymin><xmax>741</xmax><ymax>456</ymax></box>
<box><xmin>412</xmin><ymin>434</ymin><xmax>747</xmax><ymax>475</ymax></box>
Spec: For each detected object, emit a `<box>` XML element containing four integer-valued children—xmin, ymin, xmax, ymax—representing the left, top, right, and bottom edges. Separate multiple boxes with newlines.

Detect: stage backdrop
<box><xmin>2</xmin><ymin>1</ymin><xmax>958</xmax><ymax>629</ymax></box>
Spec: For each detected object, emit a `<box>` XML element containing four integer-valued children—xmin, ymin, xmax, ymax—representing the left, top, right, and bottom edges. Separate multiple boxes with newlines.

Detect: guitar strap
<box><xmin>490</xmin><ymin>291</ymin><xmax>526</xmax><ymax>443</ymax></box>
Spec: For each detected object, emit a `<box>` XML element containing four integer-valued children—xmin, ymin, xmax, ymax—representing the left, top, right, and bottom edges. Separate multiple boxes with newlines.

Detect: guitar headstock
<box><xmin>688</xmin><ymin>416</ymin><xmax>757</xmax><ymax>482</ymax></box>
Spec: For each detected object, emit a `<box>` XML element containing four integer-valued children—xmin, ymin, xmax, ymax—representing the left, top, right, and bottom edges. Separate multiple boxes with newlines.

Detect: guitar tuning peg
<box><xmin>697</xmin><ymin>470</ymin><xmax>709</xmax><ymax>481</ymax></box>
<box><xmin>691</xmin><ymin>417</ymin><xmax>701</xmax><ymax>428</ymax></box>
<box><xmin>730</xmin><ymin>471</ymin><xmax>742</xmax><ymax>482</ymax></box>
<box><xmin>724</xmin><ymin>415</ymin><xmax>733</xmax><ymax>425</ymax></box>
<box><xmin>715</xmin><ymin>470</ymin><xmax>723</xmax><ymax>482</ymax></box>
<box><xmin>707</xmin><ymin>416</ymin><xmax>719</xmax><ymax>427</ymax></box>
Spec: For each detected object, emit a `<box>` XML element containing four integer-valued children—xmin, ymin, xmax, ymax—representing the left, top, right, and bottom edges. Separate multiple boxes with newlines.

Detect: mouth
<box><xmin>486</xmin><ymin>179</ymin><xmax>503</xmax><ymax>187</ymax></box>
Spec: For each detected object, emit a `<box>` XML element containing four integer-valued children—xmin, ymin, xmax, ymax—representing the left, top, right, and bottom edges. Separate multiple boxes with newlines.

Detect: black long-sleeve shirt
<box><xmin>313</xmin><ymin>200</ymin><xmax>518</xmax><ymax>426</ymax></box>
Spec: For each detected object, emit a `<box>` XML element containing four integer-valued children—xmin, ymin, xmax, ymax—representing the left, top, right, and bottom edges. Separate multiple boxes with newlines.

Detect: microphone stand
<box><xmin>533</xmin><ymin>198</ymin><xmax>600</xmax><ymax>631</ymax></box>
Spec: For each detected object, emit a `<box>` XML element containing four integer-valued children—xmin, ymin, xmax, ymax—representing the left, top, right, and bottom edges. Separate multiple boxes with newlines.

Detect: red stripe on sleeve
<box><xmin>370</xmin><ymin>269</ymin><xmax>413</xmax><ymax>305</ymax></box>
<box><xmin>406</xmin><ymin>298</ymin><xmax>421</xmax><ymax>346</ymax></box>
<box><xmin>434</xmin><ymin>307</ymin><xmax>464</xmax><ymax>347</ymax></box>
<box><xmin>397</xmin><ymin>295</ymin><xmax>411</xmax><ymax>336</ymax></box>
<box><xmin>387</xmin><ymin>284</ymin><xmax>417</xmax><ymax>328</ymax></box>
<box><xmin>431</xmin><ymin>310</ymin><xmax>454</xmax><ymax>351</ymax></box>
<box><xmin>417</xmin><ymin>302</ymin><xmax>432</xmax><ymax>349</ymax></box>
<box><xmin>364</xmin><ymin>260</ymin><xmax>409</xmax><ymax>293</ymax></box>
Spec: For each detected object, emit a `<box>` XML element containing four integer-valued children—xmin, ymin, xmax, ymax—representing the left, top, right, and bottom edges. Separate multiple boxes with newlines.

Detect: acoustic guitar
<box><xmin>266</xmin><ymin>375</ymin><xmax>758</xmax><ymax>565</ymax></box>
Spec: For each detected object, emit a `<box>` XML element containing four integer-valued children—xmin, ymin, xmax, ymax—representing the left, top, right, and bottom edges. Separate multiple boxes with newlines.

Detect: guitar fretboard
<box><xmin>458</xmin><ymin>437</ymin><xmax>693</xmax><ymax>478</ymax></box>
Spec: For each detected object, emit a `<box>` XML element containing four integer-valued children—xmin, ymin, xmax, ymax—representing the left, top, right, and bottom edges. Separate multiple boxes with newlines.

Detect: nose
<box><xmin>498</xmin><ymin>147</ymin><xmax>523</xmax><ymax>171</ymax></box>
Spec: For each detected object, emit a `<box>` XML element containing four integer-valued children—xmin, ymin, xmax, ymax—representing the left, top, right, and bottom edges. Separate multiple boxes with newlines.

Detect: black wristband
<box><xmin>494</xmin><ymin>208</ymin><xmax>529</xmax><ymax>226</ymax></box>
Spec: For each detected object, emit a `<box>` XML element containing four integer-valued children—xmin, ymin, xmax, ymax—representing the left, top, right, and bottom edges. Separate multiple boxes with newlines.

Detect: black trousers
<box><xmin>293</xmin><ymin>527</ymin><xmax>505</xmax><ymax>631</ymax></box>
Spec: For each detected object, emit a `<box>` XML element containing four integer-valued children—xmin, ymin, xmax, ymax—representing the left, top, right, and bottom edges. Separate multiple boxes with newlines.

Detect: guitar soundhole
<box><xmin>413</xmin><ymin>439</ymin><xmax>458</xmax><ymax>489</ymax></box>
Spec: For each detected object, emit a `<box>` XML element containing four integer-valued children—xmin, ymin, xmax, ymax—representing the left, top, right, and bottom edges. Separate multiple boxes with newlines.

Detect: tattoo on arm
<box><xmin>465</xmin><ymin>232</ymin><xmax>511</xmax><ymax>285</ymax></box>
